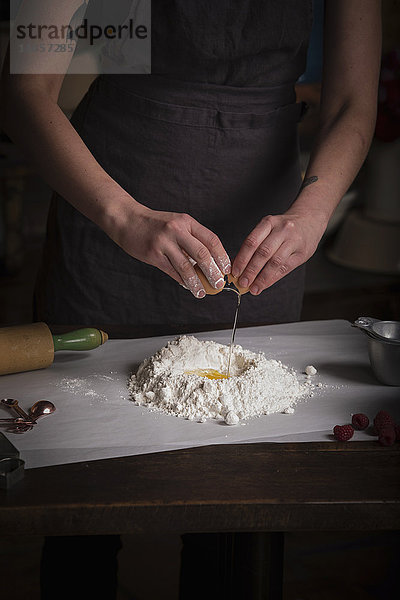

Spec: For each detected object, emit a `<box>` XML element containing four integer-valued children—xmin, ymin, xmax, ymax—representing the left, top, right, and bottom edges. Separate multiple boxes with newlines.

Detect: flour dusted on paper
<box><xmin>127</xmin><ymin>336</ymin><xmax>313</xmax><ymax>424</ymax></box>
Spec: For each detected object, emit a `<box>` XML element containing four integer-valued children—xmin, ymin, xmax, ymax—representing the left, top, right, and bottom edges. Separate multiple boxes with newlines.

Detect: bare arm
<box><xmin>1</xmin><ymin>56</ymin><xmax>133</xmax><ymax>229</ymax></box>
<box><xmin>1</xmin><ymin>1</ymin><xmax>230</xmax><ymax>297</ymax></box>
<box><xmin>1</xmin><ymin>1</ymin><xmax>110</xmax><ymax>224</ymax></box>
<box><xmin>232</xmin><ymin>0</ymin><xmax>382</xmax><ymax>294</ymax></box>
<box><xmin>292</xmin><ymin>0</ymin><xmax>381</xmax><ymax>220</ymax></box>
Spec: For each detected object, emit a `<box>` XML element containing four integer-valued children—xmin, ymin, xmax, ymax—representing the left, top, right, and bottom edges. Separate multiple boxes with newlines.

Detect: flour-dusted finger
<box><xmin>177</xmin><ymin>233</ymin><xmax>225</xmax><ymax>290</ymax></box>
<box><xmin>189</xmin><ymin>219</ymin><xmax>231</xmax><ymax>277</ymax></box>
<box><xmin>158</xmin><ymin>253</ymin><xmax>187</xmax><ymax>287</ymax></box>
<box><xmin>166</xmin><ymin>245</ymin><xmax>206</xmax><ymax>298</ymax></box>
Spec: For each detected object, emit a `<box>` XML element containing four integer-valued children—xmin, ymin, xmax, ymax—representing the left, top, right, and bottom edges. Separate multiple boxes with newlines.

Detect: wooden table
<box><xmin>1</xmin><ymin>323</ymin><xmax>399</xmax><ymax>598</ymax></box>
<box><xmin>1</xmin><ymin>441</ymin><xmax>399</xmax><ymax>536</ymax></box>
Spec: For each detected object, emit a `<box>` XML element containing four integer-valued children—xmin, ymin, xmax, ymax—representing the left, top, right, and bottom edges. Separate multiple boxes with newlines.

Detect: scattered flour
<box><xmin>56</xmin><ymin>377</ymin><xmax>103</xmax><ymax>399</ymax></box>
<box><xmin>128</xmin><ymin>336</ymin><xmax>313</xmax><ymax>424</ymax></box>
<box><xmin>55</xmin><ymin>373</ymin><xmax>123</xmax><ymax>404</ymax></box>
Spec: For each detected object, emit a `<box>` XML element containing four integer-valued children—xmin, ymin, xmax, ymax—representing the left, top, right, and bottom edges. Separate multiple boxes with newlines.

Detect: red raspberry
<box><xmin>351</xmin><ymin>413</ymin><xmax>369</xmax><ymax>430</ymax></box>
<box><xmin>333</xmin><ymin>424</ymin><xmax>354</xmax><ymax>441</ymax></box>
<box><xmin>378</xmin><ymin>426</ymin><xmax>396</xmax><ymax>447</ymax></box>
<box><xmin>374</xmin><ymin>410</ymin><xmax>395</xmax><ymax>434</ymax></box>
<box><xmin>395</xmin><ymin>424</ymin><xmax>400</xmax><ymax>442</ymax></box>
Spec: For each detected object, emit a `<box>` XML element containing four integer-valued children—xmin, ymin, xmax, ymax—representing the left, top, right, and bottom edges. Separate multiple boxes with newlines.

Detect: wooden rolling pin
<box><xmin>0</xmin><ymin>322</ymin><xmax>108</xmax><ymax>376</ymax></box>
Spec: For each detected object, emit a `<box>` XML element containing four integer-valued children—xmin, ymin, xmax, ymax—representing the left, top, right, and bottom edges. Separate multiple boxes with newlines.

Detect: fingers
<box><xmin>231</xmin><ymin>216</ymin><xmax>273</xmax><ymax>283</ymax></box>
<box><xmin>231</xmin><ymin>215</ymin><xmax>307</xmax><ymax>295</ymax></box>
<box><xmin>144</xmin><ymin>211</ymin><xmax>231</xmax><ymax>297</ymax></box>
<box><xmin>238</xmin><ymin>233</ymin><xmax>285</xmax><ymax>290</ymax></box>
<box><xmin>140</xmin><ymin>209</ymin><xmax>319</xmax><ymax>298</ymax></box>
<box><xmin>249</xmin><ymin>243</ymin><xmax>299</xmax><ymax>294</ymax></box>
<box><xmin>164</xmin><ymin>245</ymin><xmax>207</xmax><ymax>298</ymax></box>
<box><xmin>179</xmin><ymin>233</ymin><xmax>225</xmax><ymax>290</ymax></box>
<box><xmin>189</xmin><ymin>220</ymin><xmax>231</xmax><ymax>278</ymax></box>
<box><xmin>157</xmin><ymin>254</ymin><xmax>187</xmax><ymax>287</ymax></box>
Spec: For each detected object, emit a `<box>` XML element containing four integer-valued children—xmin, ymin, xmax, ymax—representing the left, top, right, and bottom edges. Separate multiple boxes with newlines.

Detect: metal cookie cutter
<box><xmin>0</xmin><ymin>432</ymin><xmax>25</xmax><ymax>490</ymax></box>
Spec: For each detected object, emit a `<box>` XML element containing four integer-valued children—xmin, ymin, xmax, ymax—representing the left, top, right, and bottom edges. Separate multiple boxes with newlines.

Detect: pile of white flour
<box><xmin>128</xmin><ymin>336</ymin><xmax>313</xmax><ymax>424</ymax></box>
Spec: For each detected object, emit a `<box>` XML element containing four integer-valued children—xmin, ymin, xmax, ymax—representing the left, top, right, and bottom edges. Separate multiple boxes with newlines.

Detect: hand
<box><xmin>232</xmin><ymin>210</ymin><xmax>328</xmax><ymax>295</ymax></box>
<box><xmin>112</xmin><ymin>203</ymin><xmax>231</xmax><ymax>298</ymax></box>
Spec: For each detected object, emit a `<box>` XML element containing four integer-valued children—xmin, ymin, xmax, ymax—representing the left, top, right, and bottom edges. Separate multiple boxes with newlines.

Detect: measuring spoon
<box><xmin>0</xmin><ymin>417</ymin><xmax>34</xmax><ymax>434</ymax></box>
<box><xmin>1</xmin><ymin>398</ymin><xmax>32</xmax><ymax>422</ymax></box>
<box><xmin>353</xmin><ymin>317</ymin><xmax>400</xmax><ymax>344</ymax></box>
<box><xmin>0</xmin><ymin>418</ymin><xmax>35</xmax><ymax>425</ymax></box>
<box><xmin>29</xmin><ymin>400</ymin><xmax>56</xmax><ymax>421</ymax></box>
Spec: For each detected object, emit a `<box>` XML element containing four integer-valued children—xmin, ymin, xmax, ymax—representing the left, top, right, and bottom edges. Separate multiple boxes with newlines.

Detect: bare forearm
<box><xmin>289</xmin><ymin>0</ymin><xmax>381</xmax><ymax>225</ymax></box>
<box><xmin>290</xmin><ymin>100</ymin><xmax>377</xmax><ymax>223</ymax></box>
<box><xmin>1</xmin><ymin>81</ymin><xmax>142</xmax><ymax>232</ymax></box>
<box><xmin>1</xmin><ymin>80</ymin><xmax>231</xmax><ymax>297</ymax></box>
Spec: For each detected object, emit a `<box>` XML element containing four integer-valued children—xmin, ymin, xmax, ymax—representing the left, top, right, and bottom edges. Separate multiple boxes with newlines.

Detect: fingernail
<box><xmin>215</xmin><ymin>277</ymin><xmax>225</xmax><ymax>289</ymax></box>
<box><xmin>196</xmin><ymin>289</ymin><xmax>206</xmax><ymax>298</ymax></box>
<box><xmin>250</xmin><ymin>285</ymin><xmax>259</xmax><ymax>295</ymax></box>
<box><xmin>224</xmin><ymin>263</ymin><xmax>231</xmax><ymax>275</ymax></box>
<box><xmin>232</xmin><ymin>267</ymin><xmax>240</xmax><ymax>278</ymax></box>
<box><xmin>239</xmin><ymin>277</ymin><xmax>249</xmax><ymax>288</ymax></box>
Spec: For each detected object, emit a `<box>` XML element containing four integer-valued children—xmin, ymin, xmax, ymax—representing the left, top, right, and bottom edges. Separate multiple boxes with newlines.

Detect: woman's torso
<box><xmin>36</xmin><ymin>1</ymin><xmax>313</xmax><ymax>331</ymax></box>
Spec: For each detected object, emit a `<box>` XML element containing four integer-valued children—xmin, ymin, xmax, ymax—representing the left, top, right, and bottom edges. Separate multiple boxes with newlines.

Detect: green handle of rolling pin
<box><xmin>52</xmin><ymin>328</ymin><xmax>108</xmax><ymax>352</ymax></box>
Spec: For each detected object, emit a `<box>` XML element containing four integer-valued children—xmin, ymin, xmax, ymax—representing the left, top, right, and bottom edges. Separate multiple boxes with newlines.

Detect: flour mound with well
<box><xmin>128</xmin><ymin>336</ymin><xmax>312</xmax><ymax>424</ymax></box>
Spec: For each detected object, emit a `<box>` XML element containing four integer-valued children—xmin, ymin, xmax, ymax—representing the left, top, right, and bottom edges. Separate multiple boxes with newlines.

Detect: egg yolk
<box><xmin>185</xmin><ymin>368</ymin><xmax>229</xmax><ymax>380</ymax></box>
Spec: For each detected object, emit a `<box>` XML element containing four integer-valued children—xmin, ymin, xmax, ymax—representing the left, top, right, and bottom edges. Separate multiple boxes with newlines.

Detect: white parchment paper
<box><xmin>1</xmin><ymin>320</ymin><xmax>399</xmax><ymax>469</ymax></box>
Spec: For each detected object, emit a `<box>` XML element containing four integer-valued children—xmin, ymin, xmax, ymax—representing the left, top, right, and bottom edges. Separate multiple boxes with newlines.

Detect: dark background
<box><xmin>0</xmin><ymin>2</ymin><xmax>400</xmax><ymax>599</ymax></box>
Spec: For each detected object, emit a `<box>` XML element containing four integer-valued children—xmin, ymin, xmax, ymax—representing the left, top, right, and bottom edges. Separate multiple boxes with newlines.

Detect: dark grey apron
<box><xmin>35</xmin><ymin>1</ymin><xmax>312</xmax><ymax>334</ymax></box>
<box><xmin>38</xmin><ymin>4</ymin><xmax>314</xmax><ymax>598</ymax></box>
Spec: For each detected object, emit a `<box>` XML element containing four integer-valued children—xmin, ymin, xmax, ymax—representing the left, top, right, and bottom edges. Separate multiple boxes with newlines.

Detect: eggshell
<box><xmin>194</xmin><ymin>264</ymin><xmax>225</xmax><ymax>295</ymax></box>
<box><xmin>227</xmin><ymin>273</ymin><xmax>249</xmax><ymax>295</ymax></box>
